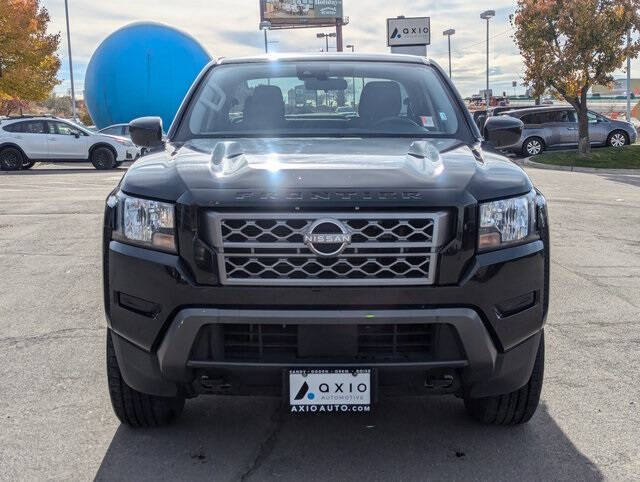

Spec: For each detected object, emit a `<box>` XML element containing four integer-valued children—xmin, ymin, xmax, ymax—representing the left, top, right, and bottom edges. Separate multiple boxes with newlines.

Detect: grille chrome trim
<box><xmin>205</xmin><ymin>211</ymin><xmax>450</xmax><ymax>286</ymax></box>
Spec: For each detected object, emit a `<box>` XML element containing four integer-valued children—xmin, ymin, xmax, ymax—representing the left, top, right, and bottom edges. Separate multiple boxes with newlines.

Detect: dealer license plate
<box><xmin>289</xmin><ymin>369</ymin><xmax>371</xmax><ymax>413</ymax></box>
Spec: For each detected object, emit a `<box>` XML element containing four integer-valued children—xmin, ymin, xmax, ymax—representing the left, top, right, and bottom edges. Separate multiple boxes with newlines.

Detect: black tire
<box><xmin>522</xmin><ymin>137</ymin><xmax>544</xmax><ymax>157</ymax></box>
<box><xmin>106</xmin><ymin>330</ymin><xmax>185</xmax><ymax>427</ymax></box>
<box><xmin>464</xmin><ymin>332</ymin><xmax>544</xmax><ymax>425</ymax></box>
<box><xmin>91</xmin><ymin>146</ymin><xmax>117</xmax><ymax>170</ymax></box>
<box><xmin>22</xmin><ymin>160</ymin><xmax>36</xmax><ymax>169</ymax></box>
<box><xmin>0</xmin><ymin>147</ymin><xmax>24</xmax><ymax>171</ymax></box>
<box><xmin>607</xmin><ymin>130</ymin><xmax>629</xmax><ymax>148</ymax></box>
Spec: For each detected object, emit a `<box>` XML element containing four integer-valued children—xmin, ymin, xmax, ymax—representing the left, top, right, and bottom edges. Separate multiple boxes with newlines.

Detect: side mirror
<box><xmin>483</xmin><ymin>115</ymin><xmax>523</xmax><ymax>148</ymax></box>
<box><xmin>73</xmin><ymin>132</ymin><xmax>80</xmax><ymax>139</ymax></box>
<box><xmin>129</xmin><ymin>116</ymin><xmax>164</xmax><ymax>148</ymax></box>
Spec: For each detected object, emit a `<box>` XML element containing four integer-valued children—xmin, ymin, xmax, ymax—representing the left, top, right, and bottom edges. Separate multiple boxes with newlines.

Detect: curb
<box><xmin>514</xmin><ymin>158</ymin><xmax>640</xmax><ymax>175</ymax></box>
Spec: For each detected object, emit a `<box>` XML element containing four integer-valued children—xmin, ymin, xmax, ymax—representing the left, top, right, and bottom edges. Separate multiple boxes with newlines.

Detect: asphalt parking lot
<box><xmin>1</xmin><ymin>163</ymin><xmax>639</xmax><ymax>481</ymax></box>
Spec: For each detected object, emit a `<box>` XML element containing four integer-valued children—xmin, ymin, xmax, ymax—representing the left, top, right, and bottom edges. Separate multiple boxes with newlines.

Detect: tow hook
<box><xmin>425</xmin><ymin>374</ymin><xmax>455</xmax><ymax>390</ymax></box>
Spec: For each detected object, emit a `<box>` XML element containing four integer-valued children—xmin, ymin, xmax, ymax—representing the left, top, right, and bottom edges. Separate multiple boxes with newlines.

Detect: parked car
<box><xmin>0</xmin><ymin>116</ymin><xmax>138</xmax><ymax>170</ymax></box>
<box><xmin>499</xmin><ymin>106</ymin><xmax>637</xmax><ymax>156</ymax></box>
<box><xmin>98</xmin><ymin>123</ymin><xmax>130</xmax><ymax>137</ymax></box>
<box><xmin>99</xmin><ymin>123</ymin><xmax>147</xmax><ymax>156</ymax></box>
<box><xmin>103</xmin><ymin>53</ymin><xmax>549</xmax><ymax>427</ymax></box>
<box><xmin>472</xmin><ymin>105</ymin><xmax>538</xmax><ymax>131</ymax></box>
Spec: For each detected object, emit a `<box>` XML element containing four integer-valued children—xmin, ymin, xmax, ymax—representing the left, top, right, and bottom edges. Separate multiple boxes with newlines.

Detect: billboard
<box><xmin>387</xmin><ymin>17</ymin><xmax>431</xmax><ymax>47</ymax></box>
<box><xmin>261</xmin><ymin>0</ymin><xmax>343</xmax><ymax>28</ymax></box>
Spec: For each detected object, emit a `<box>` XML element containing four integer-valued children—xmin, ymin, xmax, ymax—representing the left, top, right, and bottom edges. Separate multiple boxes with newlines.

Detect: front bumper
<box><xmin>115</xmin><ymin>146</ymin><xmax>138</xmax><ymax>161</ymax></box>
<box><xmin>105</xmin><ymin>237</ymin><xmax>548</xmax><ymax>400</ymax></box>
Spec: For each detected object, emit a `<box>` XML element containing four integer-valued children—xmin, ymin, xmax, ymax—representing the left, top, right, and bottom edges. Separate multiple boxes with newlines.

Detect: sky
<box><xmin>42</xmin><ymin>0</ymin><xmax>638</xmax><ymax>99</ymax></box>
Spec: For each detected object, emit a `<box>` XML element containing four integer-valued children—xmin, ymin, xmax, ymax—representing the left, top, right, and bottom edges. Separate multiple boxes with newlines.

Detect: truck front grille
<box><xmin>205</xmin><ymin>212</ymin><xmax>450</xmax><ymax>286</ymax></box>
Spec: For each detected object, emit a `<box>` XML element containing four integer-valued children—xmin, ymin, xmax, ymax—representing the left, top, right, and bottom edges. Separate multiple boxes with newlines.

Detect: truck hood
<box><xmin>120</xmin><ymin>137</ymin><xmax>532</xmax><ymax>206</ymax></box>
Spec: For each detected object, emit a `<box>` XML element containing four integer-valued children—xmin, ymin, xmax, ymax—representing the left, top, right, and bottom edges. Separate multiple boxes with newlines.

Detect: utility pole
<box><xmin>64</xmin><ymin>0</ymin><xmax>76</xmax><ymax>121</ymax></box>
<box><xmin>443</xmin><ymin>29</ymin><xmax>455</xmax><ymax>78</ymax></box>
<box><xmin>317</xmin><ymin>32</ymin><xmax>336</xmax><ymax>52</ymax></box>
<box><xmin>260</xmin><ymin>21</ymin><xmax>272</xmax><ymax>54</ymax></box>
<box><xmin>336</xmin><ymin>18</ymin><xmax>343</xmax><ymax>52</ymax></box>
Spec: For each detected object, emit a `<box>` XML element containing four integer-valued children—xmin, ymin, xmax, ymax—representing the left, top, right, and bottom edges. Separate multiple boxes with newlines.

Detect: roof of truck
<box><xmin>216</xmin><ymin>52</ymin><xmax>431</xmax><ymax>65</ymax></box>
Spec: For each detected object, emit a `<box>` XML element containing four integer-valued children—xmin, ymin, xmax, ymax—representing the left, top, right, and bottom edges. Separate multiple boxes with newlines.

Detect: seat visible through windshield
<box><xmin>177</xmin><ymin>60</ymin><xmax>464</xmax><ymax>140</ymax></box>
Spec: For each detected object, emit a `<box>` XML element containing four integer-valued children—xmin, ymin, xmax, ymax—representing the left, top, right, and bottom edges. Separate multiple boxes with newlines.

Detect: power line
<box><xmin>451</xmin><ymin>27</ymin><xmax>514</xmax><ymax>55</ymax></box>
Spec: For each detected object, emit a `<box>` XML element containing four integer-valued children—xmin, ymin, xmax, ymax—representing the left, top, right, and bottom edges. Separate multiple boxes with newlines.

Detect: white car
<box><xmin>99</xmin><ymin>123</ymin><xmax>149</xmax><ymax>157</ymax></box>
<box><xmin>0</xmin><ymin>116</ymin><xmax>139</xmax><ymax>170</ymax></box>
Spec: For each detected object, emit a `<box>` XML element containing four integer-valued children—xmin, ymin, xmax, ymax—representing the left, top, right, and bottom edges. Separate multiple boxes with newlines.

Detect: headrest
<box><xmin>358</xmin><ymin>81</ymin><xmax>402</xmax><ymax>121</ymax></box>
<box><xmin>243</xmin><ymin>85</ymin><xmax>285</xmax><ymax>128</ymax></box>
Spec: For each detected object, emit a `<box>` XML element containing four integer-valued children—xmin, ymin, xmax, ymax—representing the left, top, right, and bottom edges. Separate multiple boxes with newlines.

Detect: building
<box><xmin>592</xmin><ymin>79</ymin><xmax>640</xmax><ymax>96</ymax></box>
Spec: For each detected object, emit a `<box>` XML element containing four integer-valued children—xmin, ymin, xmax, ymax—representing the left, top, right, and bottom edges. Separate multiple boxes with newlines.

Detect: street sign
<box><xmin>387</xmin><ymin>17</ymin><xmax>431</xmax><ymax>47</ymax></box>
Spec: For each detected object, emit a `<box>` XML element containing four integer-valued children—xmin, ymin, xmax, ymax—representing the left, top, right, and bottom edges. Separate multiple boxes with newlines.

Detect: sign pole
<box><xmin>336</xmin><ymin>19</ymin><xmax>343</xmax><ymax>52</ymax></box>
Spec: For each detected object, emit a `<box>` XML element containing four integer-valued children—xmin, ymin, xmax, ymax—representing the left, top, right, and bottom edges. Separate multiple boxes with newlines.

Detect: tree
<box><xmin>40</xmin><ymin>93</ymin><xmax>73</xmax><ymax>117</ymax></box>
<box><xmin>0</xmin><ymin>0</ymin><xmax>60</xmax><ymax>115</ymax></box>
<box><xmin>513</xmin><ymin>0</ymin><xmax>640</xmax><ymax>156</ymax></box>
<box><xmin>0</xmin><ymin>98</ymin><xmax>29</xmax><ymax>116</ymax></box>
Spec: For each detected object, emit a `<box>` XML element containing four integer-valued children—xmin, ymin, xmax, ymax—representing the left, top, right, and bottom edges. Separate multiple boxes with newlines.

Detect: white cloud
<box><xmin>44</xmin><ymin>0</ymin><xmax>638</xmax><ymax>97</ymax></box>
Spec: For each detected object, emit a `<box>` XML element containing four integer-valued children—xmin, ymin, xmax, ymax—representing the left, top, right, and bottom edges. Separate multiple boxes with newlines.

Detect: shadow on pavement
<box><xmin>95</xmin><ymin>397</ymin><xmax>601</xmax><ymax>481</ymax></box>
<box><xmin>0</xmin><ymin>167</ymin><xmax>128</xmax><ymax>175</ymax></box>
<box><xmin>599</xmin><ymin>173</ymin><xmax>640</xmax><ymax>188</ymax></box>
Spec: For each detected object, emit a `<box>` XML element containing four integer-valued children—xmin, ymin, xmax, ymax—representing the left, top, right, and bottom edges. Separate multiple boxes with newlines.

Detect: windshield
<box><xmin>63</xmin><ymin>119</ymin><xmax>93</xmax><ymax>136</ymax></box>
<box><xmin>175</xmin><ymin>61</ymin><xmax>467</xmax><ymax>141</ymax></box>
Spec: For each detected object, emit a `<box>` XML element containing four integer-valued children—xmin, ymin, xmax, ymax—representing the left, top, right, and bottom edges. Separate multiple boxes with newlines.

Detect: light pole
<box><xmin>443</xmin><ymin>29</ymin><xmax>455</xmax><ymax>78</ymax></box>
<box><xmin>64</xmin><ymin>0</ymin><xmax>76</xmax><ymax>121</ymax></box>
<box><xmin>346</xmin><ymin>44</ymin><xmax>356</xmax><ymax>106</ymax></box>
<box><xmin>259</xmin><ymin>21</ymin><xmax>271</xmax><ymax>54</ymax></box>
<box><xmin>480</xmin><ymin>10</ymin><xmax>495</xmax><ymax>107</ymax></box>
<box><xmin>626</xmin><ymin>30</ymin><xmax>632</xmax><ymax>122</ymax></box>
<box><xmin>317</xmin><ymin>32</ymin><xmax>336</xmax><ymax>52</ymax></box>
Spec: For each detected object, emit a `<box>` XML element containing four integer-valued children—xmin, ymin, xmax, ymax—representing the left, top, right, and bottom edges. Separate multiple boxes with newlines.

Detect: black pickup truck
<box><xmin>103</xmin><ymin>53</ymin><xmax>549</xmax><ymax>427</ymax></box>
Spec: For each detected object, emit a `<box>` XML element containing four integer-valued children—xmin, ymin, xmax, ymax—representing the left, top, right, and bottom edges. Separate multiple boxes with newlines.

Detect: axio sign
<box><xmin>387</xmin><ymin>17</ymin><xmax>431</xmax><ymax>47</ymax></box>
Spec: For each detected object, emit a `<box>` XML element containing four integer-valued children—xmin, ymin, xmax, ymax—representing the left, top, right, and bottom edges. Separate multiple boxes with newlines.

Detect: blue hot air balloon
<box><xmin>84</xmin><ymin>22</ymin><xmax>212</xmax><ymax>130</ymax></box>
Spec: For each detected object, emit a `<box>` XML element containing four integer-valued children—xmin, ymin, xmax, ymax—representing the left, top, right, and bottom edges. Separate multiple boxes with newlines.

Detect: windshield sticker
<box><xmin>439</xmin><ymin>112</ymin><xmax>448</xmax><ymax>121</ymax></box>
<box><xmin>420</xmin><ymin>116</ymin><xmax>435</xmax><ymax>127</ymax></box>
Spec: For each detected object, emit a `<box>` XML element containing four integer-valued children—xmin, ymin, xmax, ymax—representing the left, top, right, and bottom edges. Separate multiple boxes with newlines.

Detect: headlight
<box><xmin>478</xmin><ymin>191</ymin><xmax>536</xmax><ymax>251</ymax></box>
<box><xmin>114</xmin><ymin>138</ymin><xmax>133</xmax><ymax>147</ymax></box>
<box><xmin>112</xmin><ymin>192</ymin><xmax>176</xmax><ymax>252</ymax></box>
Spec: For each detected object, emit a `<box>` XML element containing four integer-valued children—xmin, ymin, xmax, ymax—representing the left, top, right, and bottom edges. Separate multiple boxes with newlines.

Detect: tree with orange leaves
<box><xmin>0</xmin><ymin>0</ymin><xmax>60</xmax><ymax>115</ymax></box>
<box><xmin>513</xmin><ymin>0</ymin><xmax>640</xmax><ymax>156</ymax></box>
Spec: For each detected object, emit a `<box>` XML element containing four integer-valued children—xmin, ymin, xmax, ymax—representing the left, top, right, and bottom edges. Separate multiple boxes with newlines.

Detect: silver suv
<box><xmin>0</xmin><ymin>116</ymin><xmax>139</xmax><ymax>170</ymax></box>
<box><xmin>500</xmin><ymin>106</ymin><xmax>637</xmax><ymax>156</ymax></box>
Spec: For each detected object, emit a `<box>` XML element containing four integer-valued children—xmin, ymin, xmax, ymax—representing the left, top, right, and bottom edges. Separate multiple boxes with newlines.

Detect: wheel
<box><xmin>106</xmin><ymin>330</ymin><xmax>185</xmax><ymax>427</ymax></box>
<box><xmin>0</xmin><ymin>147</ymin><xmax>24</xmax><ymax>171</ymax></box>
<box><xmin>464</xmin><ymin>332</ymin><xmax>544</xmax><ymax>425</ymax></box>
<box><xmin>91</xmin><ymin>146</ymin><xmax>117</xmax><ymax>170</ymax></box>
<box><xmin>522</xmin><ymin>137</ymin><xmax>544</xmax><ymax>156</ymax></box>
<box><xmin>607</xmin><ymin>130</ymin><xmax>628</xmax><ymax>148</ymax></box>
<box><xmin>22</xmin><ymin>160</ymin><xmax>36</xmax><ymax>169</ymax></box>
